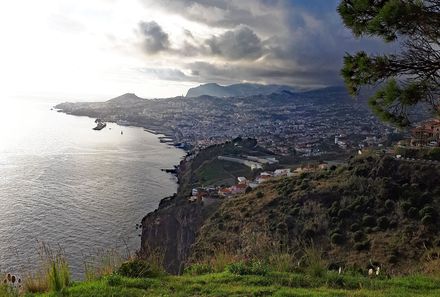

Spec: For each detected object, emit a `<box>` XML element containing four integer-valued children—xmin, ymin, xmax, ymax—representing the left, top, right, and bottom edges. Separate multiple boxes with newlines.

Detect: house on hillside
<box><xmin>231</xmin><ymin>183</ymin><xmax>247</xmax><ymax>194</ymax></box>
<box><xmin>256</xmin><ymin>172</ymin><xmax>272</xmax><ymax>184</ymax></box>
<box><xmin>274</xmin><ymin>169</ymin><xmax>292</xmax><ymax>177</ymax></box>
<box><xmin>237</xmin><ymin>177</ymin><xmax>248</xmax><ymax>184</ymax></box>
<box><xmin>411</xmin><ymin>119</ymin><xmax>440</xmax><ymax>147</ymax></box>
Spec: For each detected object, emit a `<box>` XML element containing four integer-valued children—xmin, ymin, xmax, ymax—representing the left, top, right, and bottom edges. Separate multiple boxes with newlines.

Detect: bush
<box><xmin>422</xmin><ymin>215</ymin><xmax>435</xmax><ymax>226</ymax></box>
<box><xmin>184</xmin><ymin>263</ymin><xmax>213</xmax><ymax>275</ymax></box>
<box><xmin>226</xmin><ymin>260</ymin><xmax>269</xmax><ymax>276</ymax></box>
<box><xmin>268</xmin><ymin>253</ymin><xmax>296</xmax><ymax>273</ymax></box>
<box><xmin>106</xmin><ymin>274</ymin><xmax>123</xmax><ymax>286</ymax></box>
<box><xmin>331</xmin><ymin>233</ymin><xmax>344</xmax><ymax>245</ymax></box>
<box><xmin>256</xmin><ymin>191</ymin><xmax>264</xmax><ymax>198</ymax></box>
<box><xmin>377</xmin><ymin>216</ymin><xmax>389</xmax><ymax>230</ymax></box>
<box><xmin>407</xmin><ymin>207</ymin><xmax>419</xmax><ymax>218</ymax></box>
<box><xmin>338</xmin><ymin>209</ymin><xmax>350</xmax><ymax>218</ymax></box>
<box><xmin>350</xmin><ymin>223</ymin><xmax>360</xmax><ymax>232</ymax></box>
<box><xmin>117</xmin><ymin>259</ymin><xmax>153</xmax><ymax>278</ymax></box>
<box><xmin>420</xmin><ymin>206</ymin><xmax>436</xmax><ymax>218</ymax></box>
<box><xmin>385</xmin><ymin>199</ymin><xmax>395</xmax><ymax>210</ymax></box>
<box><xmin>353</xmin><ymin>231</ymin><xmax>365</xmax><ymax>242</ymax></box>
<box><xmin>362</xmin><ymin>215</ymin><xmax>376</xmax><ymax>227</ymax></box>
<box><xmin>401</xmin><ymin>201</ymin><xmax>412</xmax><ymax>211</ymax></box>
<box><xmin>303</xmin><ymin>245</ymin><xmax>327</xmax><ymax>278</ymax></box>
<box><xmin>354</xmin><ymin>241</ymin><xmax>370</xmax><ymax>251</ymax></box>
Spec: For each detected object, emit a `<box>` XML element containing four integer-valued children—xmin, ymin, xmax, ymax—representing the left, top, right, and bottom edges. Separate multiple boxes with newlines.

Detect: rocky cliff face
<box><xmin>140</xmin><ymin>197</ymin><xmax>206</xmax><ymax>274</ymax></box>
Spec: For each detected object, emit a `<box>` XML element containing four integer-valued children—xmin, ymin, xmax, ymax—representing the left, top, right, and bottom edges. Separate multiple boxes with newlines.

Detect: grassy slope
<box><xmin>29</xmin><ymin>272</ymin><xmax>440</xmax><ymax>297</ymax></box>
<box><xmin>190</xmin><ymin>152</ymin><xmax>440</xmax><ymax>274</ymax></box>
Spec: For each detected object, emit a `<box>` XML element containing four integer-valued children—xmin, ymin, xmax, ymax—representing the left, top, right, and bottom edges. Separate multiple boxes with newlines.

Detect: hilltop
<box><xmin>186</xmin><ymin>83</ymin><xmax>298</xmax><ymax>98</ymax></box>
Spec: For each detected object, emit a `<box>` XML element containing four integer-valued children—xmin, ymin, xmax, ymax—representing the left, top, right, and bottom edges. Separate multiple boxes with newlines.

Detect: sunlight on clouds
<box><xmin>0</xmin><ymin>0</ymin><xmax>195</xmax><ymax>100</ymax></box>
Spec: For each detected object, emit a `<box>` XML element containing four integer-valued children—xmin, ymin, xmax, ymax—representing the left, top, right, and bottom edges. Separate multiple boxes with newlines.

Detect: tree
<box><xmin>338</xmin><ymin>0</ymin><xmax>440</xmax><ymax>127</ymax></box>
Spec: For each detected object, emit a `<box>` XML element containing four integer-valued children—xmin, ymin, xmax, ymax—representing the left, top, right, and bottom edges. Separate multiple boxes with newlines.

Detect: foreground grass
<box><xmin>27</xmin><ymin>271</ymin><xmax>440</xmax><ymax>297</ymax></box>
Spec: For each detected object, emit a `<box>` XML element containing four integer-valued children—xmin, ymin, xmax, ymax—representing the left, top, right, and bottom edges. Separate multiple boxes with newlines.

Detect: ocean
<box><xmin>0</xmin><ymin>96</ymin><xmax>185</xmax><ymax>278</ymax></box>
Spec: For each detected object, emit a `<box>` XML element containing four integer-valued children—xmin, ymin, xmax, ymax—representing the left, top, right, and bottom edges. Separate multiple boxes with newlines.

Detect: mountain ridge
<box><xmin>186</xmin><ymin>83</ymin><xmax>300</xmax><ymax>98</ymax></box>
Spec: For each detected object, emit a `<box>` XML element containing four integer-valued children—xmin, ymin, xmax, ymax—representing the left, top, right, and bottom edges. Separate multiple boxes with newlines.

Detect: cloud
<box><xmin>138</xmin><ymin>67</ymin><xmax>194</xmax><ymax>81</ymax></box>
<box><xmin>206</xmin><ymin>26</ymin><xmax>263</xmax><ymax>60</ymax></box>
<box><xmin>133</xmin><ymin>0</ymin><xmax>395</xmax><ymax>88</ymax></box>
<box><xmin>187</xmin><ymin>61</ymin><xmax>341</xmax><ymax>86</ymax></box>
<box><xmin>138</xmin><ymin>21</ymin><xmax>170</xmax><ymax>54</ymax></box>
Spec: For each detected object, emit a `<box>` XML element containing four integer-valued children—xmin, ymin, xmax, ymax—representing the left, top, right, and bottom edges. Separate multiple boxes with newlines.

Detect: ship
<box><xmin>93</xmin><ymin>119</ymin><xmax>107</xmax><ymax>131</ymax></box>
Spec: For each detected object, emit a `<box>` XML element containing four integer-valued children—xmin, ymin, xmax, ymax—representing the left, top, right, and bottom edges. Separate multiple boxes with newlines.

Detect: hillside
<box><xmin>190</xmin><ymin>152</ymin><xmax>440</xmax><ymax>275</ymax></box>
<box><xmin>186</xmin><ymin>83</ymin><xmax>298</xmax><ymax>98</ymax></box>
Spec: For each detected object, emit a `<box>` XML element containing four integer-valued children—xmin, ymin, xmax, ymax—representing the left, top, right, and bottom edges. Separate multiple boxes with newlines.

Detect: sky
<box><xmin>0</xmin><ymin>0</ymin><xmax>393</xmax><ymax>100</ymax></box>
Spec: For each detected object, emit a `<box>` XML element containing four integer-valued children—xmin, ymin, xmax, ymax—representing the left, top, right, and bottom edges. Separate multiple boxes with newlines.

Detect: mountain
<box><xmin>106</xmin><ymin>93</ymin><xmax>145</xmax><ymax>106</ymax></box>
<box><xmin>186</xmin><ymin>83</ymin><xmax>298</xmax><ymax>98</ymax></box>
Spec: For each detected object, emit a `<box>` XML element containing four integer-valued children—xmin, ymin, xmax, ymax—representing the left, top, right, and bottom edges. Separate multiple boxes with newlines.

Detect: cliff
<box><xmin>140</xmin><ymin>198</ymin><xmax>206</xmax><ymax>274</ymax></box>
<box><xmin>139</xmin><ymin>138</ymin><xmax>268</xmax><ymax>274</ymax></box>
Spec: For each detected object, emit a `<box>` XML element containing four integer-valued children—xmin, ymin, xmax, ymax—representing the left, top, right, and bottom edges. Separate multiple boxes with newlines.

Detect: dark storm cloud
<box><xmin>187</xmin><ymin>61</ymin><xmax>341</xmax><ymax>86</ymax></box>
<box><xmin>138</xmin><ymin>21</ymin><xmax>170</xmax><ymax>54</ymax></box>
<box><xmin>136</xmin><ymin>0</ymin><xmax>395</xmax><ymax>87</ymax></box>
<box><xmin>206</xmin><ymin>26</ymin><xmax>264</xmax><ymax>60</ymax></box>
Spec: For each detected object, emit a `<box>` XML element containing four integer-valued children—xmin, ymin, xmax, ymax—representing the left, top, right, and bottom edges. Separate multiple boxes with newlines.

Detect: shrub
<box><xmin>354</xmin><ymin>241</ymin><xmax>370</xmax><ymax>251</ymax></box>
<box><xmin>385</xmin><ymin>199</ymin><xmax>395</xmax><ymax>210</ymax></box>
<box><xmin>303</xmin><ymin>244</ymin><xmax>326</xmax><ymax>278</ymax></box>
<box><xmin>117</xmin><ymin>259</ymin><xmax>153</xmax><ymax>278</ymax></box>
<box><xmin>401</xmin><ymin>201</ymin><xmax>412</xmax><ymax>211</ymax></box>
<box><xmin>209</xmin><ymin>250</ymin><xmax>236</xmax><ymax>272</ymax></box>
<box><xmin>291</xmin><ymin>207</ymin><xmax>301</xmax><ymax>216</ymax></box>
<box><xmin>226</xmin><ymin>260</ymin><xmax>269</xmax><ymax>276</ymax></box>
<box><xmin>106</xmin><ymin>274</ymin><xmax>123</xmax><ymax>286</ymax></box>
<box><xmin>350</xmin><ymin>223</ymin><xmax>360</xmax><ymax>232</ymax></box>
<box><xmin>422</xmin><ymin>215</ymin><xmax>435</xmax><ymax>226</ymax></box>
<box><xmin>331</xmin><ymin>233</ymin><xmax>344</xmax><ymax>245</ymax></box>
<box><xmin>256</xmin><ymin>191</ymin><xmax>264</xmax><ymax>198</ymax></box>
<box><xmin>407</xmin><ymin>207</ymin><xmax>419</xmax><ymax>218</ymax></box>
<box><xmin>184</xmin><ymin>263</ymin><xmax>213</xmax><ymax>275</ymax></box>
<box><xmin>268</xmin><ymin>253</ymin><xmax>296</xmax><ymax>273</ymax></box>
<box><xmin>362</xmin><ymin>215</ymin><xmax>376</xmax><ymax>227</ymax></box>
<box><xmin>420</xmin><ymin>206</ymin><xmax>436</xmax><ymax>217</ymax></box>
<box><xmin>338</xmin><ymin>209</ymin><xmax>350</xmax><ymax>218</ymax></box>
<box><xmin>353</xmin><ymin>231</ymin><xmax>365</xmax><ymax>242</ymax></box>
<box><xmin>377</xmin><ymin>216</ymin><xmax>389</xmax><ymax>230</ymax></box>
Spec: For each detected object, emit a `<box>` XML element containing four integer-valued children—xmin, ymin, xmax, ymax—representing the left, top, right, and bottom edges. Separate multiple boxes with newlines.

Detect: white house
<box><xmin>237</xmin><ymin>177</ymin><xmax>248</xmax><ymax>184</ymax></box>
<box><xmin>274</xmin><ymin>169</ymin><xmax>291</xmax><ymax>177</ymax></box>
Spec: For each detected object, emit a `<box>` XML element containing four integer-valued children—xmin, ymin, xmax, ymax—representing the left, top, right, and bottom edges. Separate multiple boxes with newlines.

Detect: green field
<box><xmin>195</xmin><ymin>159</ymin><xmax>253</xmax><ymax>187</ymax></box>
<box><xmin>24</xmin><ymin>271</ymin><xmax>440</xmax><ymax>297</ymax></box>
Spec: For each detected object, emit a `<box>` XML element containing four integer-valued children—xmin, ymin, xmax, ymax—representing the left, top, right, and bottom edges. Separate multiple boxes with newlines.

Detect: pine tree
<box><xmin>338</xmin><ymin>0</ymin><xmax>440</xmax><ymax>126</ymax></box>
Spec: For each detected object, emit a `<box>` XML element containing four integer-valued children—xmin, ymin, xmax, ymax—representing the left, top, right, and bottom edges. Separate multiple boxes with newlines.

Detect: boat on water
<box><xmin>93</xmin><ymin>119</ymin><xmax>107</xmax><ymax>131</ymax></box>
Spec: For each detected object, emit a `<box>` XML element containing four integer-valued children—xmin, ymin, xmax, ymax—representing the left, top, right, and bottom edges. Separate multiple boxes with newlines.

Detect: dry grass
<box><xmin>83</xmin><ymin>249</ymin><xmax>125</xmax><ymax>281</ymax></box>
<box><xmin>22</xmin><ymin>243</ymin><xmax>70</xmax><ymax>294</ymax></box>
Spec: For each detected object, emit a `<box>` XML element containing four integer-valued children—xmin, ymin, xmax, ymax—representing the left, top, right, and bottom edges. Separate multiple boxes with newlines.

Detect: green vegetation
<box><xmin>395</xmin><ymin>147</ymin><xmax>440</xmax><ymax>161</ymax></box>
<box><xmin>19</xmin><ymin>267</ymin><xmax>440</xmax><ymax>297</ymax></box>
<box><xmin>191</xmin><ymin>153</ymin><xmax>440</xmax><ymax>274</ymax></box>
<box><xmin>338</xmin><ymin>0</ymin><xmax>440</xmax><ymax>127</ymax></box>
<box><xmin>195</xmin><ymin>159</ymin><xmax>252</xmax><ymax>187</ymax></box>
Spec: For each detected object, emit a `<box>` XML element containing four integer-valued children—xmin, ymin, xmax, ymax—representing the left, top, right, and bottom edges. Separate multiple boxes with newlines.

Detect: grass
<box><xmin>195</xmin><ymin>159</ymin><xmax>253</xmax><ymax>187</ymax></box>
<box><xmin>25</xmin><ymin>271</ymin><xmax>440</xmax><ymax>297</ymax></box>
